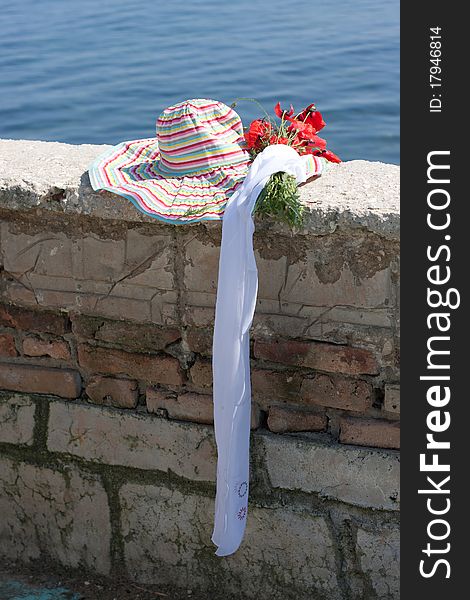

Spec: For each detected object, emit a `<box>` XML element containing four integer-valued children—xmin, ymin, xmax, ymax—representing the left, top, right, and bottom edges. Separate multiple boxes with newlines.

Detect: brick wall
<box><xmin>0</xmin><ymin>139</ymin><xmax>400</xmax><ymax>600</ymax></box>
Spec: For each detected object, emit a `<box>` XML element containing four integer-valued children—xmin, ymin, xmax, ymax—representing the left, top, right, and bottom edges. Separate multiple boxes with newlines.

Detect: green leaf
<box><xmin>253</xmin><ymin>172</ymin><xmax>304</xmax><ymax>228</ymax></box>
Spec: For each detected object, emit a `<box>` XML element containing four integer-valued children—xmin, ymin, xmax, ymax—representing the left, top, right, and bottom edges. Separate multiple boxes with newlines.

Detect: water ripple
<box><xmin>0</xmin><ymin>0</ymin><xmax>399</xmax><ymax>163</ymax></box>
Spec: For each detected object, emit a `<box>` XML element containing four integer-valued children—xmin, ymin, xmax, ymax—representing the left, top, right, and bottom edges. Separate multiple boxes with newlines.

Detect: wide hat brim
<box><xmin>89</xmin><ymin>137</ymin><xmax>250</xmax><ymax>224</ymax></box>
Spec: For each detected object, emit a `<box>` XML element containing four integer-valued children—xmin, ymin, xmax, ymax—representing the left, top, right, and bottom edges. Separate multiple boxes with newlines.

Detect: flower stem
<box><xmin>230</xmin><ymin>97</ymin><xmax>274</xmax><ymax>125</ymax></box>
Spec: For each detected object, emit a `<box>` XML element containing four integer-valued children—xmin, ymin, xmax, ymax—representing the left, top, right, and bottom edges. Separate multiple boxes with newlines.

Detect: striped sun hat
<box><xmin>88</xmin><ymin>99</ymin><xmax>251</xmax><ymax>223</ymax></box>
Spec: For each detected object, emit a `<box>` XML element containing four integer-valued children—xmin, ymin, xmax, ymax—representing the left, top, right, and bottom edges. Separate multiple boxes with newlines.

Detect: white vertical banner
<box><xmin>211</xmin><ymin>145</ymin><xmax>323</xmax><ymax>556</ymax></box>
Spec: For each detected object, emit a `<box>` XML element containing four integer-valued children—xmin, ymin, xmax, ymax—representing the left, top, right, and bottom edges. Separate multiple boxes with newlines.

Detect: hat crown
<box><xmin>156</xmin><ymin>99</ymin><xmax>248</xmax><ymax>176</ymax></box>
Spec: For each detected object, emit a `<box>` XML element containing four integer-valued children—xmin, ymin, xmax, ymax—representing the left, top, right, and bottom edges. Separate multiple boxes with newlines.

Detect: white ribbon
<box><xmin>211</xmin><ymin>145</ymin><xmax>324</xmax><ymax>556</ymax></box>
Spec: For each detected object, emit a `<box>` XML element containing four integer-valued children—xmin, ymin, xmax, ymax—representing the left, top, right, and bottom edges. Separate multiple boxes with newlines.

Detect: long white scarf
<box><xmin>211</xmin><ymin>145</ymin><xmax>323</xmax><ymax>556</ymax></box>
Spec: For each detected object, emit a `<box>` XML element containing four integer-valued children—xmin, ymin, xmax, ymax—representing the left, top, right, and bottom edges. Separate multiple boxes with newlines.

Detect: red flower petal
<box><xmin>289</xmin><ymin>121</ymin><xmax>318</xmax><ymax>141</ymax></box>
<box><xmin>322</xmin><ymin>149</ymin><xmax>341</xmax><ymax>163</ymax></box>
<box><xmin>268</xmin><ymin>135</ymin><xmax>289</xmax><ymax>145</ymax></box>
<box><xmin>306</xmin><ymin>110</ymin><xmax>326</xmax><ymax>133</ymax></box>
<box><xmin>274</xmin><ymin>102</ymin><xmax>294</xmax><ymax>119</ymax></box>
<box><xmin>314</xmin><ymin>149</ymin><xmax>341</xmax><ymax>163</ymax></box>
<box><xmin>296</xmin><ymin>104</ymin><xmax>326</xmax><ymax>133</ymax></box>
<box><xmin>305</xmin><ymin>135</ymin><xmax>327</xmax><ymax>150</ymax></box>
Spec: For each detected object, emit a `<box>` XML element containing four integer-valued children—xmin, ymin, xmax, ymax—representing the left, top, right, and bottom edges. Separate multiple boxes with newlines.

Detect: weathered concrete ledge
<box><xmin>0</xmin><ymin>138</ymin><xmax>400</xmax><ymax>600</ymax></box>
<box><xmin>0</xmin><ymin>139</ymin><xmax>399</xmax><ymax>239</ymax></box>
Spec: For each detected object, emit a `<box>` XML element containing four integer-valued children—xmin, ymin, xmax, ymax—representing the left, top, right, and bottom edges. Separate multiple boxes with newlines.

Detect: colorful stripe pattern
<box><xmin>157</xmin><ymin>99</ymin><xmax>249</xmax><ymax>175</ymax></box>
<box><xmin>89</xmin><ymin>99</ymin><xmax>251</xmax><ymax>223</ymax></box>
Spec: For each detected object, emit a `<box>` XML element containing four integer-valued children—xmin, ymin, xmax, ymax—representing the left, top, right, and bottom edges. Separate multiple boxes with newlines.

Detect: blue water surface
<box><xmin>0</xmin><ymin>0</ymin><xmax>399</xmax><ymax>163</ymax></box>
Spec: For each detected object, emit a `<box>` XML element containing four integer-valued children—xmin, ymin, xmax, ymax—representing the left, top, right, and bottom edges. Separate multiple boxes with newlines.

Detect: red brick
<box><xmin>251</xmin><ymin>369</ymin><xmax>302</xmax><ymax>409</ymax></box>
<box><xmin>78</xmin><ymin>344</ymin><xmax>183</xmax><ymax>386</ymax></box>
<box><xmin>254</xmin><ymin>339</ymin><xmax>379</xmax><ymax>375</ymax></box>
<box><xmin>339</xmin><ymin>417</ymin><xmax>400</xmax><ymax>449</ymax></box>
<box><xmin>0</xmin><ymin>333</ymin><xmax>17</xmax><ymax>357</ymax></box>
<box><xmin>267</xmin><ymin>405</ymin><xmax>327</xmax><ymax>433</ymax></box>
<box><xmin>0</xmin><ymin>363</ymin><xmax>81</xmax><ymax>398</ymax></box>
<box><xmin>86</xmin><ymin>376</ymin><xmax>138</xmax><ymax>408</ymax></box>
<box><xmin>301</xmin><ymin>375</ymin><xmax>372</xmax><ymax>412</ymax></box>
<box><xmin>254</xmin><ymin>339</ymin><xmax>310</xmax><ymax>364</ymax></box>
<box><xmin>186</xmin><ymin>327</ymin><xmax>213</xmax><ymax>356</ymax></box>
<box><xmin>22</xmin><ymin>336</ymin><xmax>71</xmax><ymax>361</ymax></box>
<box><xmin>189</xmin><ymin>359</ymin><xmax>212</xmax><ymax>390</ymax></box>
<box><xmin>188</xmin><ymin>361</ymin><xmax>302</xmax><ymax>417</ymax></box>
<box><xmin>0</xmin><ymin>303</ymin><xmax>69</xmax><ymax>335</ymax></box>
<box><xmin>146</xmin><ymin>388</ymin><xmax>261</xmax><ymax>429</ymax></box>
<box><xmin>71</xmin><ymin>314</ymin><xmax>180</xmax><ymax>352</ymax></box>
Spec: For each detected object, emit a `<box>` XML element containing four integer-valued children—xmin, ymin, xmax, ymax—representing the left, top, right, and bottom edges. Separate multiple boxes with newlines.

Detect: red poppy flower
<box><xmin>245</xmin><ymin>119</ymin><xmax>271</xmax><ymax>149</ymax></box>
<box><xmin>245</xmin><ymin>100</ymin><xmax>338</xmax><ymax>165</ymax></box>
<box><xmin>296</xmin><ymin>104</ymin><xmax>326</xmax><ymax>133</ymax></box>
<box><xmin>288</xmin><ymin>120</ymin><xmax>317</xmax><ymax>141</ymax></box>
<box><xmin>274</xmin><ymin>102</ymin><xmax>294</xmax><ymax>119</ymax></box>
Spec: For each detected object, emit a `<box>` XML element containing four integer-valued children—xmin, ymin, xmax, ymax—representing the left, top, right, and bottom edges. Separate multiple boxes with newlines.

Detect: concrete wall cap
<box><xmin>0</xmin><ymin>138</ymin><xmax>399</xmax><ymax>240</ymax></box>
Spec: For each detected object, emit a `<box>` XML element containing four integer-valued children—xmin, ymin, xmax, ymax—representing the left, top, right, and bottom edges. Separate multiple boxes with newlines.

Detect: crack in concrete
<box><xmin>90</xmin><ymin>244</ymin><xmax>167</xmax><ymax>311</ymax></box>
